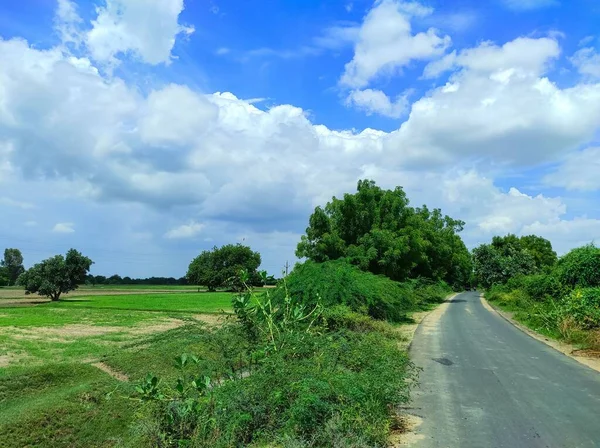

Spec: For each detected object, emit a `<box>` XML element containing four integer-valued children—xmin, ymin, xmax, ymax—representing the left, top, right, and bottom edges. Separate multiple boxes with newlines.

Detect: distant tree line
<box><xmin>85</xmin><ymin>274</ymin><xmax>188</xmax><ymax>286</ymax></box>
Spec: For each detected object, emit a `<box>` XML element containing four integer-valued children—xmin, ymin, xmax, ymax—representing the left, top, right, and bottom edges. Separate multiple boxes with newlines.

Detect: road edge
<box><xmin>480</xmin><ymin>294</ymin><xmax>600</xmax><ymax>374</ymax></box>
<box><xmin>405</xmin><ymin>293</ymin><xmax>459</xmax><ymax>353</ymax></box>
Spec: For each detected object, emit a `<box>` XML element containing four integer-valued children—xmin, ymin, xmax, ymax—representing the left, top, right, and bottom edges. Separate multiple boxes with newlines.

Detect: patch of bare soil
<box><xmin>0</xmin><ymin>352</ymin><xmax>29</xmax><ymax>368</ymax></box>
<box><xmin>389</xmin><ymin>413</ymin><xmax>425</xmax><ymax>446</ymax></box>
<box><xmin>91</xmin><ymin>362</ymin><xmax>129</xmax><ymax>381</ymax></box>
<box><xmin>193</xmin><ymin>313</ymin><xmax>230</xmax><ymax>327</ymax></box>
<box><xmin>481</xmin><ymin>296</ymin><xmax>600</xmax><ymax>374</ymax></box>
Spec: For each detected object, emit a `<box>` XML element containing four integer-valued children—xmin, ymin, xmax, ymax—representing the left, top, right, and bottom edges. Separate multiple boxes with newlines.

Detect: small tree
<box><xmin>187</xmin><ymin>244</ymin><xmax>261</xmax><ymax>292</ymax></box>
<box><xmin>18</xmin><ymin>249</ymin><xmax>93</xmax><ymax>301</ymax></box>
<box><xmin>1</xmin><ymin>248</ymin><xmax>25</xmax><ymax>286</ymax></box>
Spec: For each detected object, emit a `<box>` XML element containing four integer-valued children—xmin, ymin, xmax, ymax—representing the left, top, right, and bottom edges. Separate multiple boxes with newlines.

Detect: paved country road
<box><xmin>407</xmin><ymin>291</ymin><xmax>600</xmax><ymax>448</ymax></box>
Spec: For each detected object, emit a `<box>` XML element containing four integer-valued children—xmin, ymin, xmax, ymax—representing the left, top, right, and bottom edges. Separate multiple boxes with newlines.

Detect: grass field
<box><xmin>0</xmin><ymin>286</ymin><xmax>238</xmax><ymax>447</ymax></box>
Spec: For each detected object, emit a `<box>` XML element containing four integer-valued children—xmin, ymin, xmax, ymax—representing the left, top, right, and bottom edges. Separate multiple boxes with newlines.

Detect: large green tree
<box><xmin>18</xmin><ymin>249</ymin><xmax>93</xmax><ymax>301</ymax></box>
<box><xmin>187</xmin><ymin>244</ymin><xmax>262</xmax><ymax>291</ymax></box>
<box><xmin>296</xmin><ymin>180</ymin><xmax>472</xmax><ymax>287</ymax></box>
<box><xmin>473</xmin><ymin>235</ymin><xmax>547</xmax><ymax>288</ymax></box>
<box><xmin>1</xmin><ymin>248</ymin><xmax>25</xmax><ymax>286</ymax></box>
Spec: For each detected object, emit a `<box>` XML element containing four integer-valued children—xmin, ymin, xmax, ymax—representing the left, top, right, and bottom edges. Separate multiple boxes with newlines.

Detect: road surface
<box><xmin>408</xmin><ymin>291</ymin><xmax>600</xmax><ymax>448</ymax></box>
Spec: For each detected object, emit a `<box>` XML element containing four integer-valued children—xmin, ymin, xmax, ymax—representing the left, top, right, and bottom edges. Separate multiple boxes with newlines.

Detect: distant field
<box><xmin>58</xmin><ymin>291</ymin><xmax>234</xmax><ymax>313</ymax></box>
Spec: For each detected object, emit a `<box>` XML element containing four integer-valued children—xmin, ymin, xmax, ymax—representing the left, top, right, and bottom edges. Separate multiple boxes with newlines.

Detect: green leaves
<box><xmin>18</xmin><ymin>249</ymin><xmax>93</xmax><ymax>301</ymax></box>
<box><xmin>186</xmin><ymin>244</ymin><xmax>262</xmax><ymax>291</ymax></box>
<box><xmin>296</xmin><ymin>179</ymin><xmax>471</xmax><ymax>287</ymax></box>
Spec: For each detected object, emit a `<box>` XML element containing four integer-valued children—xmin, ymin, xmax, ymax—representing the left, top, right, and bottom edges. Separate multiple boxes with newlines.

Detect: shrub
<box><xmin>270</xmin><ymin>260</ymin><xmax>419</xmax><ymax>322</ymax></box>
<box><xmin>557</xmin><ymin>244</ymin><xmax>600</xmax><ymax>288</ymax></box>
<box><xmin>521</xmin><ymin>273</ymin><xmax>566</xmax><ymax>302</ymax></box>
<box><xmin>561</xmin><ymin>288</ymin><xmax>600</xmax><ymax>330</ymax></box>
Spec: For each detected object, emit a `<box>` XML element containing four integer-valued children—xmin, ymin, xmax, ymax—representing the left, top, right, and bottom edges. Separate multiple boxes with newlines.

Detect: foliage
<box><xmin>271</xmin><ymin>260</ymin><xmax>420</xmax><ymax>322</ymax></box>
<box><xmin>134</xmin><ymin>275</ymin><xmax>417</xmax><ymax>447</ymax></box>
<box><xmin>519</xmin><ymin>235</ymin><xmax>558</xmax><ymax>270</ymax></box>
<box><xmin>521</xmin><ymin>273</ymin><xmax>567</xmax><ymax>302</ymax></box>
<box><xmin>473</xmin><ymin>239</ymin><xmax>537</xmax><ymax>288</ymax></box>
<box><xmin>86</xmin><ymin>274</ymin><xmax>188</xmax><ymax>286</ymax></box>
<box><xmin>0</xmin><ymin>266</ymin><xmax>9</xmax><ymax>287</ymax></box>
<box><xmin>296</xmin><ymin>179</ymin><xmax>472</xmax><ymax>288</ymax></box>
<box><xmin>17</xmin><ymin>249</ymin><xmax>93</xmax><ymax>301</ymax></box>
<box><xmin>187</xmin><ymin>244</ymin><xmax>262</xmax><ymax>291</ymax></box>
<box><xmin>561</xmin><ymin>288</ymin><xmax>600</xmax><ymax>330</ymax></box>
<box><xmin>1</xmin><ymin>248</ymin><xmax>25</xmax><ymax>286</ymax></box>
<box><xmin>556</xmin><ymin>244</ymin><xmax>600</xmax><ymax>288</ymax></box>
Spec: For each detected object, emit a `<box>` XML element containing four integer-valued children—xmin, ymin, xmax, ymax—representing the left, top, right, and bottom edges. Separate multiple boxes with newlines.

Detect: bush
<box><xmin>271</xmin><ymin>260</ymin><xmax>420</xmax><ymax>322</ymax></box>
<box><xmin>521</xmin><ymin>273</ymin><xmax>566</xmax><ymax>302</ymax></box>
<box><xmin>557</xmin><ymin>244</ymin><xmax>600</xmax><ymax>288</ymax></box>
<box><xmin>561</xmin><ymin>288</ymin><xmax>600</xmax><ymax>330</ymax></box>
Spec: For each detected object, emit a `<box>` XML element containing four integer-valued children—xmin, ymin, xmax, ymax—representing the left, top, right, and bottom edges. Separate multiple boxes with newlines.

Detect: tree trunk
<box><xmin>51</xmin><ymin>292</ymin><xmax>61</xmax><ymax>301</ymax></box>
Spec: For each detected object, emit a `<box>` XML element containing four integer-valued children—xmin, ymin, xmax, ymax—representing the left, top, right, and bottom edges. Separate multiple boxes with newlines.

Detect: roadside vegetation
<box><xmin>1</xmin><ymin>180</ymin><xmax>473</xmax><ymax>447</ymax></box>
<box><xmin>475</xmin><ymin>236</ymin><xmax>600</xmax><ymax>352</ymax></box>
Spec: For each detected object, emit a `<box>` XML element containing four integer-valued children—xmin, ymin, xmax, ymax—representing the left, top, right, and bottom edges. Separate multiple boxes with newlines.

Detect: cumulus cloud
<box><xmin>55</xmin><ymin>0</ymin><xmax>83</xmax><ymax>46</ymax></box>
<box><xmin>571</xmin><ymin>47</ymin><xmax>600</xmax><ymax>79</ymax></box>
<box><xmin>395</xmin><ymin>37</ymin><xmax>600</xmax><ymax>166</ymax></box>
<box><xmin>340</xmin><ymin>0</ymin><xmax>450</xmax><ymax>88</ymax></box>
<box><xmin>345</xmin><ymin>89</ymin><xmax>409</xmax><ymax>118</ymax></box>
<box><xmin>2</xmin><ymin>11</ymin><xmax>600</xmax><ymax>272</ymax></box>
<box><xmin>165</xmin><ymin>221</ymin><xmax>205</xmax><ymax>239</ymax></box>
<box><xmin>53</xmin><ymin>222</ymin><xmax>75</xmax><ymax>233</ymax></box>
<box><xmin>83</xmin><ymin>0</ymin><xmax>194</xmax><ymax>65</ymax></box>
<box><xmin>544</xmin><ymin>147</ymin><xmax>600</xmax><ymax>191</ymax></box>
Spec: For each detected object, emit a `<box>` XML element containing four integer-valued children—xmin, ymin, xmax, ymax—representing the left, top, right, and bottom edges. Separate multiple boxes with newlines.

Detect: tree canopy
<box><xmin>187</xmin><ymin>244</ymin><xmax>262</xmax><ymax>291</ymax></box>
<box><xmin>473</xmin><ymin>234</ymin><xmax>556</xmax><ymax>288</ymax></box>
<box><xmin>1</xmin><ymin>248</ymin><xmax>25</xmax><ymax>286</ymax></box>
<box><xmin>296</xmin><ymin>180</ymin><xmax>472</xmax><ymax>287</ymax></box>
<box><xmin>18</xmin><ymin>249</ymin><xmax>93</xmax><ymax>301</ymax></box>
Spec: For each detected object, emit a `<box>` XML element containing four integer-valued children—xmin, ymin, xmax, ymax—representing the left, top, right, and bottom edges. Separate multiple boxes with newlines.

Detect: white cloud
<box><xmin>313</xmin><ymin>24</ymin><xmax>359</xmax><ymax>50</ymax></box>
<box><xmin>500</xmin><ymin>0</ymin><xmax>558</xmax><ymax>11</ymax></box>
<box><xmin>395</xmin><ymin>37</ymin><xmax>600</xmax><ymax>167</ymax></box>
<box><xmin>2</xmin><ymin>24</ymin><xmax>600</xmax><ymax>270</ymax></box>
<box><xmin>544</xmin><ymin>147</ymin><xmax>600</xmax><ymax>191</ymax></box>
<box><xmin>423</xmin><ymin>37</ymin><xmax>560</xmax><ymax>78</ymax></box>
<box><xmin>0</xmin><ymin>197</ymin><xmax>35</xmax><ymax>209</ymax></box>
<box><xmin>85</xmin><ymin>0</ymin><xmax>194</xmax><ymax>65</ymax></box>
<box><xmin>345</xmin><ymin>89</ymin><xmax>409</xmax><ymax>118</ymax></box>
<box><xmin>571</xmin><ymin>47</ymin><xmax>600</xmax><ymax>79</ymax></box>
<box><xmin>522</xmin><ymin>218</ymin><xmax>600</xmax><ymax>255</ymax></box>
<box><xmin>216</xmin><ymin>47</ymin><xmax>230</xmax><ymax>55</ymax></box>
<box><xmin>340</xmin><ymin>0</ymin><xmax>450</xmax><ymax>88</ymax></box>
<box><xmin>165</xmin><ymin>221</ymin><xmax>205</xmax><ymax>239</ymax></box>
<box><xmin>55</xmin><ymin>0</ymin><xmax>83</xmax><ymax>46</ymax></box>
<box><xmin>53</xmin><ymin>222</ymin><xmax>75</xmax><ymax>233</ymax></box>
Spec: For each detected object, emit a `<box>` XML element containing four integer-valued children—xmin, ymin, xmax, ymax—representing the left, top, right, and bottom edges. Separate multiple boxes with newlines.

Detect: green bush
<box><xmin>521</xmin><ymin>273</ymin><xmax>566</xmax><ymax>302</ymax></box>
<box><xmin>557</xmin><ymin>244</ymin><xmax>600</xmax><ymax>288</ymax></box>
<box><xmin>561</xmin><ymin>288</ymin><xmax>600</xmax><ymax>330</ymax></box>
<box><xmin>271</xmin><ymin>260</ymin><xmax>420</xmax><ymax>322</ymax></box>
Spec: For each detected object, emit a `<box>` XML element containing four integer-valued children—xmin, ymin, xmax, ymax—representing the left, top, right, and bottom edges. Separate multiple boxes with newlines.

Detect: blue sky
<box><xmin>0</xmin><ymin>0</ymin><xmax>599</xmax><ymax>277</ymax></box>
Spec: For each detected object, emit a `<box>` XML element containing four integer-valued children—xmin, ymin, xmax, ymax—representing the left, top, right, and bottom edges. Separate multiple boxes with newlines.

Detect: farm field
<box><xmin>0</xmin><ymin>286</ymin><xmax>235</xmax><ymax>447</ymax></box>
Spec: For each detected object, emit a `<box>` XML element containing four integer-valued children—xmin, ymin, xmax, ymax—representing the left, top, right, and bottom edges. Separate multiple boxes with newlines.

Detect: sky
<box><xmin>1</xmin><ymin>0</ymin><xmax>599</xmax><ymax>278</ymax></box>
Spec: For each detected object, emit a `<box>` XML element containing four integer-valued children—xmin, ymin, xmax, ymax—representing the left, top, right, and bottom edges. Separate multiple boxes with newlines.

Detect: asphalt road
<box><xmin>408</xmin><ymin>291</ymin><xmax>600</xmax><ymax>448</ymax></box>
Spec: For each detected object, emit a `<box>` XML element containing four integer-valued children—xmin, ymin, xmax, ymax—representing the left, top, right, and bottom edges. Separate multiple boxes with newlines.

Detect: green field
<box><xmin>57</xmin><ymin>291</ymin><xmax>234</xmax><ymax>313</ymax></box>
<box><xmin>0</xmin><ymin>287</ymin><xmax>237</xmax><ymax>447</ymax></box>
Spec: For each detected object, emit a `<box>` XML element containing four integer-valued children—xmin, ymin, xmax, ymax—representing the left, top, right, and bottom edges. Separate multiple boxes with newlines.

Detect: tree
<box><xmin>519</xmin><ymin>235</ymin><xmax>557</xmax><ymax>270</ymax></box>
<box><xmin>0</xmin><ymin>266</ymin><xmax>9</xmax><ymax>287</ymax></box>
<box><xmin>473</xmin><ymin>239</ymin><xmax>537</xmax><ymax>288</ymax></box>
<box><xmin>187</xmin><ymin>244</ymin><xmax>262</xmax><ymax>291</ymax></box>
<box><xmin>1</xmin><ymin>248</ymin><xmax>25</xmax><ymax>286</ymax></box>
<box><xmin>296</xmin><ymin>180</ymin><xmax>472</xmax><ymax>287</ymax></box>
<box><xmin>557</xmin><ymin>244</ymin><xmax>600</xmax><ymax>288</ymax></box>
<box><xmin>18</xmin><ymin>249</ymin><xmax>93</xmax><ymax>301</ymax></box>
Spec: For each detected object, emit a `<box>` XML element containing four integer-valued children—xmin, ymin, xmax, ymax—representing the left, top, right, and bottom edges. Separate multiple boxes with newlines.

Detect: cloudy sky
<box><xmin>1</xmin><ymin>0</ymin><xmax>599</xmax><ymax>277</ymax></box>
